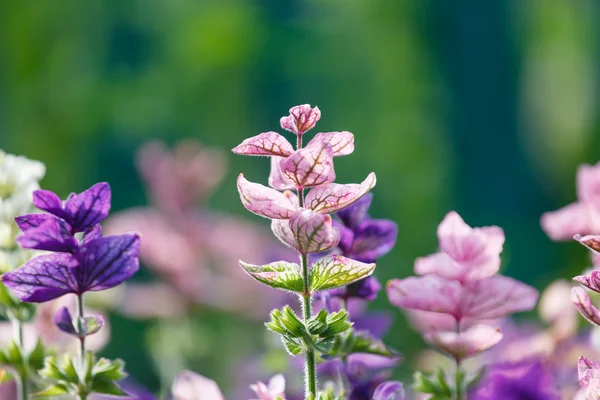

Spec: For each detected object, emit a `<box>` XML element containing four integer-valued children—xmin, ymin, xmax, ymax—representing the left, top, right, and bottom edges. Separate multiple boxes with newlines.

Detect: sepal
<box><xmin>412</xmin><ymin>367</ymin><xmax>452</xmax><ymax>398</ymax></box>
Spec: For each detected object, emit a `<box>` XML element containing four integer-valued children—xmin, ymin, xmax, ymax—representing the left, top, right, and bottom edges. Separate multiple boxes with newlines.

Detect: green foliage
<box><xmin>309</xmin><ymin>257</ymin><xmax>375</xmax><ymax>293</ymax></box>
<box><xmin>413</xmin><ymin>367</ymin><xmax>453</xmax><ymax>399</ymax></box>
<box><xmin>37</xmin><ymin>352</ymin><xmax>128</xmax><ymax>398</ymax></box>
<box><xmin>240</xmin><ymin>261</ymin><xmax>305</xmax><ymax>293</ymax></box>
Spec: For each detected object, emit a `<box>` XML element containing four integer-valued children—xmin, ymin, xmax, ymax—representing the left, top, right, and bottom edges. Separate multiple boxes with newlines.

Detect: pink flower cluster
<box><xmin>387</xmin><ymin>212</ymin><xmax>539</xmax><ymax>362</ymax></box>
<box><xmin>233</xmin><ymin>104</ymin><xmax>376</xmax><ymax>259</ymax></box>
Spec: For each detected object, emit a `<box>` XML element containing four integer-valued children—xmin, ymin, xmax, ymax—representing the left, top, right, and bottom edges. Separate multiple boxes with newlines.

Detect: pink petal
<box><xmin>280</xmin><ymin>104</ymin><xmax>321</xmax><ymax>135</ymax></box>
<box><xmin>289</xmin><ymin>209</ymin><xmax>340</xmax><ymax>254</ymax></box>
<box><xmin>459</xmin><ymin>275</ymin><xmax>538</xmax><ymax>320</ymax></box>
<box><xmin>250</xmin><ymin>374</ymin><xmax>286</xmax><ymax>400</ymax></box>
<box><xmin>539</xmin><ymin>280</ymin><xmax>578</xmax><ymax>338</ymax></box>
<box><xmin>171</xmin><ymin>371</ymin><xmax>224</xmax><ymax>400</ymax></box>
<box><xmin>232</xmin><ymin>132</ymin><xmax>294</xmax><ymax>157</ymax></box>
<box><xmin>386</xmin><ymin>275</ymin><xmax>462</xmax><ymax>316</ymax></box>
<box><xmin>579</xmin><ymin>356</ymin><xmax>600</xmax><ymax>386</ymax></box>
<box><xmin>436</xmin><ymin>211</ymin><xmax>504</xmax><ymax>281</ymax></box>
<box><xmin>237</xmin><ymin>174</ymin><xmax>297</xmax><ymax>219</ymax></box>
<box><xmin>577</xmin><ymin>162</ymin><xmax>600</xmax><ymax>205</ymax></box>
<box><xmin>541</xmin><ymin>203</ymin><xmax>593</xmax><ymax>241</ymax></box>
<box><xmin>307</xmin><ymin>131</ymin><xmax>355</xmax><ymax>156</ymax></box>
<box><xmin>425</xmin><ymin>324</ymin><xmax>503</xmax><ymax>361</ymax></box>
<box><xmin>271</xmin><ymin>219</ymin><xmax>296</xmax><ymax>250</ymax></box>
<box><xmin>406</xmin><ymin>310</ymin><xmax>458</xmax><ymax>333</ymax></box>
<box><xmin>576</xmin><ymin>234</ymin><xmax>600</xmax><ymax>254</ymax></box>
<box><xmin>414</xmin><ymin>252</ymin><xmax>459</xmax><ymax>279</ymax></box>
<box><xmin>574</xmin><ymin>271</ymin><xmax>600</xmax><ymax>293</ymax></box>
<box><xmin>268</xmin><ymin>156</ymin><xmax>295</xmax><ymax>190</ymax></box>
<box><xmin>304</xmin><ymin>173</ymin><xmax>377</xmax><ymax>214</ymax></box>
<box><xmin>281</xmin><ymin>143</ymin><xmax>335</xmax><ymax>189</ymax></box>
<box><xmin>572</xmin><ymin>287</ymin><xmax>600</xmax><ymax>326</ymax></box>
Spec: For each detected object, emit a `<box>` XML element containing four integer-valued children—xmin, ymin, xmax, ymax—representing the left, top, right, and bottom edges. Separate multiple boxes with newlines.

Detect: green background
<box><xmin>1</xmin><ymin>0</ymin><xmax>599</xmax><ymax>396</ymax></box>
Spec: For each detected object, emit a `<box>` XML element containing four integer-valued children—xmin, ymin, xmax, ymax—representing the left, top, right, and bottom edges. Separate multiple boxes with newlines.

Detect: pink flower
<box><xmin>414</xmin><ymin>211</ymin><xmax>504</xmax><ymax>282</ymax></box>
<box><xmin>541</xmin><ymin>162</ymin><xmax>600</xmax><ymax>241</ymax></box>
<box><xmin>279</xmin><ymin>104</ymin><xmax>321</xmax><ymax>136</ymax></box>
<box><xmin>425</xmin><ymin>324</ymin><xmax>503</xmax><ymax>362</ymax></box>
<box><xmin>577</xmin><ymin>356</ymin><xmax>600</xmax><ymax>400</ymax></box>
<box><xmin>171</xmin><ymin>371</ymin><xmax>224</xmax><ymax>400</ymax></box>
<box><xmin>250</xmin><ymin>374</ymin><xmax>286</xmax><ymax>400</ymax></box>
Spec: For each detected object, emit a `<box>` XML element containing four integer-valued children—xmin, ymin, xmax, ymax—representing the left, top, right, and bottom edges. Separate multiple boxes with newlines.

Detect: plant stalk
<box><xmin>454</xmin><ymin>317</ymin><xmax>463</xmax><ymax>400</ymax></box>
<box><xmin>301</xmin><ymin>253</ymin><xmax>316</xmax><ymax>398</ymax></box>
<box><xmin>12</xmin><ymin>317</ymin><xmax>27</xmax><ymax>400</ymax></box>
<box><xmin>76</xmin><ymin>293</ymin><xmax>87</xmax><ymax>400</ymax></box>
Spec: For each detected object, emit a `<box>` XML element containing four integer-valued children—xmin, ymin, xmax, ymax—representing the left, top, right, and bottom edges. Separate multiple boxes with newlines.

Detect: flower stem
<box><xmin>11</xmin><ymin>315</ymin><xmax>27</xmax><ymax>400</ymax></box>
<box><xmin>300</xmin><ymin>253</ymin><xmax>316</xmax><ymax>398</ymax></box>
<box><xmin>454</xmin><ymin>317</ymin><xmax>463</xmax><ymax>400</ymax></box>
<box><xmin>76</xmin><ymin>293</ymin><xmax>87</xmax><ymax>400</ymax></box>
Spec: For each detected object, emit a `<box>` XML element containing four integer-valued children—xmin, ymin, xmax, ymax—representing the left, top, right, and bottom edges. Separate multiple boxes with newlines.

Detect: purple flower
<box><xmin>2</xmin><ymin>182</ymin><xmax>140</xmax><ymax>303</ymax></box>
<box><xmin>469</xmin><ymin>360</ymin><xmax>560</xmax><ymax>400</ymax></box>
<box><xmin>3</xmin><ymin>234</ymin><xmax>140</xmax><ymax>302</ymax></box>
<box><xmin>372</xmin><ymin>381</ymin><xmax>404</xmax><ymax>400</ymax></box>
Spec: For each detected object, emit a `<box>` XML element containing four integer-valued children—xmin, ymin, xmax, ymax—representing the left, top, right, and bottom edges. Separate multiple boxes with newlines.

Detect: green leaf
<box><xmin>92</xmin><ymin>358</ymin><xmax>127</xmax><ymax>382</ymax></box>
<box><xmin>240</xmin><ymin>261</ymin><xmax>304</xmax><ymax>292</ymax></box>
<box><xmin>309</xmin><ymin>255</ymin><xmax>375</xmax><ymax>293</ymax></box>
<box><xmin>33</xmin><ymin>384</ymin><xmax>70</xmax><ymax>397</ymax></box>
<box><xmin>350</xmin><ymin>331</ymin><xmax>398</xmax><ymax>357</ymax></box>
<box><xmin>58</xmin><ymin>354</ymin><xmax>78</xmax><ymax>383</ymax></box>
<box><xmin>281</xmin><ymin>336</ymin><xmax>303</xmax><ymax>356</ymax></box>
<box><xmin>6</xmin><ymin>340</ymin><xmax>23</xmax><ymax>365</ymax></box>
<box><xmin>28</xmin><ymin>339</ymin><xmax>47</xmax><ymax>371</ymax></box>
<box><xmin>39</xmin><ymin>357</ymin><xmax>68</xmax><ymax>382</ymax></box>
<box><xmin>314</xmin><ymin>336</ymin><xmax>337</xmax><ymax>353</ymax></box>
<box><xmin>90</xmin><ymin>379</ymin><xmax>129</xmax><ymax>397</ymax></box>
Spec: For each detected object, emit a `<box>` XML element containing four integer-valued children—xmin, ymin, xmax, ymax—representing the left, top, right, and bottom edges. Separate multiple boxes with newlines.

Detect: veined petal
<box><xmin>425</xmin><ymin>324</ymin><xmax>503</xmax><ymax>361</ymax></box>
<box><xmin>281</xmin><ymin>142</ymin><xmax>335</xmax><ymax>189</ymax></box>
<box><xmin>349</xmin><ymin>219</ymin><xmax>398</xmax><ymax>262</ymax></box>
<box><xmin>574</xmin><ymin>271</ymin><xmax>600</xmax><ymax>293</ymax></box>
<box><xmin>239</xmin><ymin>260</ymin><xmax>303</xmax><ymax>293</ymax></box>
<box><xmin>268</xmin><ymin>156</ymin><xmax>295</xmax><ymax>190</ymax></box>
<box><xmin>289</xmin><ymin>209</ymin><xmax>340</xmax><ymax>254</ymax></box>
<box><xmin>373</xmin><ymin>381</ymin><xmax>404</xmax><ymax>400</ymax></box>
<box><xmin>232</xmin><ymin>132</ymin><xmax>294</xmax><ymax>157</ymax></box>
<box><xmin>82</xmin><ymin>224</ymin><xmax>103</xmax><ymax>244</ymax></box>
<box><xmin>414</xmin><ymin>252</ymin><xmax>458</xmax><ymax>278</ymax></box>
<box><xmin>541</xmin><ymin>203</ymin><xmax>593</xmax><ymax>241</ymax></box>
<box><xmin>237</xmin><ymin>174</ymin><xmax>297</xmax><ymax>219</ymax></box>
<box><xmin>572</xmin><ymin>287</ymin><xmax>600</xmax><ymax>326</ymax></box>
<box><xmin>305</xmin><ymin>173</ymin><xmax>377</xmax><ymax>214</ymax></box>
<box><xmin>309</xmin><ymin>255</ymin><xmax>375</xmax><ymax>292</ymax></box>
<box><xmin>76</xmin><ymin>233</ymin><xmax>140</xmax><ymax>292</ymax></box>
<box><xmin>271</xmin><ymin>219</ymin><xmax>296</xmax><ymax>250</ymax></box>
<box><xmin>308</xmin><ymin>131</ymin><xmax>355</xmax><ymax>156</ymax></box>
<box><xmin>337</xmin><ymin>192</ymin><xmax>373</xmax><ymax>228</ymax></box>
<box><xmin>579</xmin><ymin>356</ymin><xmax>600</xmax><ymax>386</ymax></box>
<box><xmin>460</xmin><ymin>275</ymin><xmax>538</xmax><ymax>320</ymax></box>
<box><xmin>2</xmin><ymin>253</ymin><xmax>79</xmax><ymax>302</ymax></box>
<box><xmin>16</xmin><ymin>217</ymin><xmax>76</xmax><ymax>252</ymax></box>
<box><xmin>15</xmin><ymin>213</ymin><xmax>60</xmax><ymax>232</ymax></box>
<box><xmin>280</xmin><ymin>104</ymin><xmax>321</xmax><ymax>135</ymax></box>
<box><xmin>386</xmin><ymin>275</ymin><xmax>462</xmax><ymax>316</ymax></box>
<box><xmin>32</xmin><ymin>189</ymin><xmax>67</xmax><ymax>219</ymax></box>
<box><xmin>54</xmin><ymin>307</ymin><xmax>76</xmax><ymax>335</ymax></box>
<box><xmin>64</xmin><ymin>182</ymin><xmax>111</xmax><ymax>232</ymax></box>
<box><xmin>575</xmin><ymin>234</ymin><xmax>600</xmax><ymax>254</ymax></box>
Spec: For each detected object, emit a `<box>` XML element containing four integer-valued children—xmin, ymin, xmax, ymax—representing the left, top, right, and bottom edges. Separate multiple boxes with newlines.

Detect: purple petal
<box><xmin>459</xmin><ymin>275</ymin><xmax>538</xmax><ymax>319</ymax></box>
<box><xmin>270</xmin><ymin>219</ymin><xmax>298</xmax><ymax>251</ymax></box>
<box><xmin>268</xmin><ymin>156</ymin><xmax>295</xmax><ymax>191</ymax></box>
<box><xmin>54</xmin><ymin>306</ymin><xmax>76</xmax><ymax>335</ymax></box>
<box><xmin>232</xmin><ymin>132</ymin><xmax>294</xmax><ymax>157</ymax></box>
<box><xmin>572</xmin><ymin>287</ymin><xmax>600</xmax><ymax>326</ymax></box>
<box><xmin>575</xmin><ymin>234</ymin><xmax>600</xmax><ymax>254</ymax></box>
<box><xmin>280</xmin><ymin>104</ymin><xmax>321</xmax><ymax>135</ymax></box>
<box><xmin>343</xmin><ymin>276</ymin><xmax>382</xmax><ymax>302</ymax></box>
<box><xmin>76</xmin><ymin>233</ymin><xmax>140</xmax><ymax>292</ymax></box>
<box><xmin>425</xmin><ymin>324</ymin><xmax>503</xmax><ymax>361</ymax></box>
<box><xmin>337</xmin><ymin>192</ymin><xmax>373</xmax><ymax>228</ymax></box>
<box><xmin>307</xmin><ymin>131</ymin><xmax>355</xmax><ymax>156</ymax></box>
<box><xmin>281</xmin><ymin>143</ymin><xmax>335</xmax><ymax>189</ymax></box>
<box><xmin>82</xmin><ymin>224</ymin><xmax>103</xmax><ymax>245</ymax></box>
<box><xmin>15</xmin><ymin>214</ymin><xmax>57</xmax><ymax>232</ymax></box>
<box><xmin>349</xmin><ymin>219</ymin><xmax>398</xmax><ymax>262</ymax></box>
<box><xmin>64</xmin><ymin>182</ymin><xmax>111</xmax><ymax>232</ymax></box>
<box><xmin>32</xmin><ymin>190</ymin><xmax>67</xmax><ymax>219</ymax></box>
<box><xmin>16</xmin><ymin>217</ymin><xmax>76</xmax><ymax>252</ymax></box>
<box><xmin>2</xmin><ymin>253</ymin><xmax>79</xmax><ymax>302</ymax></box>
<box><xmin>237</xmin><ymin>174</ymin><xmax>297</xmax><ymax>219</ymax></box>
<box><xmin>373</xmin><ymin>381</ymin><xmax>404</xmax><ymax>400</ymax></box>
<box><xmin>335</xmin><ymin>222</ymin><xmax>355</xmax><ymax>254</ymax></box>
<box><xmin>289</xmin><ymin>209</ymin><xmax>340</xmax><ymax>254</ymax></box>
<box><xmin>353</xmin><ymin>311</ymin><xmax>392</xmax><ymax>337</ymax></box>
<box><xmin>305</xmin><ymin>173</ymin><xmax>377</xmax><ymax>214</ymax></box>
<box><xmin>579</xmin><ymin>356</ymin><xmax>600</xmax><ymax>386</ymax></box>
<box><xmin>387</xmin><ymin>275</ymin><xmax>462</xmax><ymax>316</ymax></box>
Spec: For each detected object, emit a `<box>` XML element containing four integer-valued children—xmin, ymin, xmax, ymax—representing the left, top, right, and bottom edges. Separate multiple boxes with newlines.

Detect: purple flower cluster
<box><xmin>2</xmin><ymin>183</ymin><xmax>140</xmax><ymax>302</ymax></box>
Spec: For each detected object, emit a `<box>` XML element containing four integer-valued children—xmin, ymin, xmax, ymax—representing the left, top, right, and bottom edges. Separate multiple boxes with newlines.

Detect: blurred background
<box><xmin>1</xmin><ymin>0</ymin><xmax>600</xmax><ymax>396</ymax></box>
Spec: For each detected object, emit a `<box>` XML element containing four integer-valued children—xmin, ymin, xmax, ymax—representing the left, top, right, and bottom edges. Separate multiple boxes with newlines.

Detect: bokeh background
<box><xmin>1</xmin><ymin>0</ymin><xmax>599</xmax><ymax>396</ymax></box>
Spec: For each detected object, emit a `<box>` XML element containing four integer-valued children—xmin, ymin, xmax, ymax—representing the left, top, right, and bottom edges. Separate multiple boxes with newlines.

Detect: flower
<box><xmin>372</xmin><ymin>381</ymin><xmax>404</xmax><ymax>400</ymax></box>
<box><xmin>541</xmin><ymin>162</ymin><xmax>600</xmax><ymax>241</ymax></box>
<box><xmin>387</xmin><ymin>211</ymin><xmax>538</xmax><ymax>362</ymax></box>
<box><xmin>576</xmin><ymin>356</ymin><xmax>600</xmax><ymax>400</ymax></box>
<box><xmin>469</xmin><ymin>360</ymin><xmax>560</xmax><ymax>400</ymax></box>
<box><xmin>2</xmin><ymin>183</ymin><xmax>140</xmax><ymax>303</ymax></box>
<box><xmin>250</xmin><ymin>374</ymin><xmax>286</xmax><ymax>400</ymax></box>
<box><xmin>280</xmin><ymin>104</ymin><xmax>321</xmax><ymax>136</ymax></box>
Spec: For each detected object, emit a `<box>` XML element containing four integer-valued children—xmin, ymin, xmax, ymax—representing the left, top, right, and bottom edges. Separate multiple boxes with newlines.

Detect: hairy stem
<box><xmin>454</xmin><ymin>317</ymin><xmax>463</xmax><ymax>400</ymax></box>
<box><xmin>76</xmin><ymin>294</ymin><xmax>87</xmax><ymax>400</ymax></box>
<box><xmin>12</xmin><ymin>317</ymin><xmax>27</xmax><ymax>400</ymax></box>
<box><xmin>301</xmin><ymin>253</ymin><xmax>316</xmax><ymax>397</ymax></box>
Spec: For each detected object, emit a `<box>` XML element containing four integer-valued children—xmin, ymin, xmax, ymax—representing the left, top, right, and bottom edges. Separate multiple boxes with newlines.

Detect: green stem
<box><xmin>11</xmin><ymin>316</ymin><xmax>27</xmax><ymax>400</ymax></box>
<box><xmin>300</xmin><ymin>253</ymin><xmax>316</xmax><ymax>398</ymax></box>
<box><xmin>76</xmin><ymin>293</ymin><xmax>87</xmax><ymax>400</ymax></box>
<box><xmin>454</xmin><ymin>317</ymin><xmax>463</xmax><ymax>400</ymax></box>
